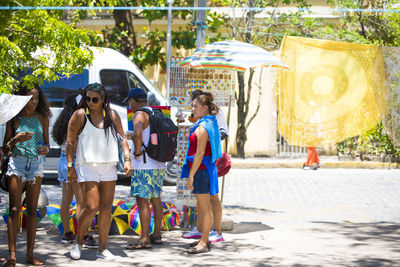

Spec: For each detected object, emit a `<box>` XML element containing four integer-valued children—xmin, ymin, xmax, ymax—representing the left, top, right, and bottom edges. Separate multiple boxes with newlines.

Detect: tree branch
<box><xmin>246</xmin><ymin>69</ymin><xmax>262</xmax><ymax>129</ymax></box>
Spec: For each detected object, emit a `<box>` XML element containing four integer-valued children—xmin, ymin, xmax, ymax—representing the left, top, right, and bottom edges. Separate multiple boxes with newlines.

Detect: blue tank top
<box><xmin>12</xmin><ymin>115</ymin><xmax>44</xmax><ymax>158</ymax></box>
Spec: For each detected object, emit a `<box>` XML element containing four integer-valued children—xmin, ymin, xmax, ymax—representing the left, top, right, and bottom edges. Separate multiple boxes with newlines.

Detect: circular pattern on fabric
<box><xmin>299</xmin><ymin>65</ymin><xmax>349</xmax><ymax>107</ymax></box>
<box><xmin>294</xmin><ymin>50</ymin><xmax>369</xmax><ymax>122</ymax></box>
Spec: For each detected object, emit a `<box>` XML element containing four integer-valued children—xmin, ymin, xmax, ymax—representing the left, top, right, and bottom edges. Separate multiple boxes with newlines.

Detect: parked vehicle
<box><xmin>0</xmin><ymin>47</ymin><xmax>178</xmax><ymax>185</ymax></box>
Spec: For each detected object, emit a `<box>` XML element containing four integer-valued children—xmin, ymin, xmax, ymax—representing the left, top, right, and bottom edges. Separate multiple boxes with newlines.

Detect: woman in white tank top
<box><xmin>66</xmin><ymin>83</ymin><xmax>132</xmax><ymax>261</ymax></box>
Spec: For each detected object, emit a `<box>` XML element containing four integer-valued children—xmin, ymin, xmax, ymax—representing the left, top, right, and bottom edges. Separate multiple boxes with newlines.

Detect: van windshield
<box><xmin>41</xmin><ymin>70</ymin><xmax>89</xmax><ymax>107</ymax></box>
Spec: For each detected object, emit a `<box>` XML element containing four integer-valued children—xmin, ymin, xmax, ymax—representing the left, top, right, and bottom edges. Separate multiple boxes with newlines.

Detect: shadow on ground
<box><xmin>229</xmin><ymin>222</ymin><xmax>273</xmax><ymax>234</ymax></box>
<box><xmin>309</xmin><ymin>221</ymin><xmax>400</xmax><ymax>266</ymax></box>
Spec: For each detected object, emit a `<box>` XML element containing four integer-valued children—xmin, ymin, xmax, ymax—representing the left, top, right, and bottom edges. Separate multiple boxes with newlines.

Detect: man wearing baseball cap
<box><xmin>123</xmin><ymin>87</ymin><xmax>147</xmax><ymax>103</ymax></box>
<box><xmin>124</xmin><ymin>87</ymin><xmax>166</xmax><ymax>249</ymax></box>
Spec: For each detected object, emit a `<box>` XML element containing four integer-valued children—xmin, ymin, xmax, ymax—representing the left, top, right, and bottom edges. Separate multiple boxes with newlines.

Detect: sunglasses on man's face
<box><xmin>86</xmin><ymin>97</ymin><xmax>100</xmax><ymax>104</ymax></box>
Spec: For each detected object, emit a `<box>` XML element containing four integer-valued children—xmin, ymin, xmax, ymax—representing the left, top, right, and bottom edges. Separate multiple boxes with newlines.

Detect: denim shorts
<box><xmin>6</xmin><ymin>155</ymin><xmax>45</xmax><ymax>183</ymax></box>
<box><xmin>57</xmin><ymin>153</ymin><xmax>76</xmax><ymax>184</ymax></box>
<box><xmin>192</xmin><ymin>169</ymin><xmax>210</xmax><ymax>194</ymax></box>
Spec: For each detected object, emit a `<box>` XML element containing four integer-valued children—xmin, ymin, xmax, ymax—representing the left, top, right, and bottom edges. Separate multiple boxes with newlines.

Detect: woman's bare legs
<box><xmin>75</xmin><ymin>182</ymin><xmax>99</xmax><ymax>245</ymax></box>
<box><xmin>97</xmin><ymin>181</ymin><xmax>116</xmax><ymax>252</ymax></box>
<box><xmin>60</xmin><ymin>181</ymin><xmax>74</xmax><ymax>233</ymax></box>
<box><xmin>194</xmin><ymin>194</ymin><xmax>213</xmax><ymax>250</ymax></box>
<box><xmin>71</xmin><ymin>181</ymin><xmax>84</xmax><ymax>220</ymax></box>
<box><xmin>196</xmin><ymin>194</ymin><xmax>222</xmax><ymax>234</ymax></box>
<box><xmin>7</xmin><ymin>175</ymin><xmax>24</xmax><ymax>262</ymax></box>
<box><xmin>25</xmin><ymin>176</ymin><xmax>44</xmax><ymax>265</ymax></box>
<box><xmin>210</xmin><ymin>194</ymin><xmax>222</xmax><ymax>234</ymax></box>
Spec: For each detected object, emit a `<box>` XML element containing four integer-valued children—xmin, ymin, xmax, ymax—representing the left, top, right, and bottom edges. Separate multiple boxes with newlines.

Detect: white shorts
<box><xmin>76</xmin><ymin>164</ymin><xmax>118</xmax><ymax>183</ymax></box>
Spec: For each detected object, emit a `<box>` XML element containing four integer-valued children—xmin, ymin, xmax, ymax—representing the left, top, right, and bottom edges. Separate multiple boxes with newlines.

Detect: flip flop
<box><xmin>126</xmin><ymin>239</ymin><xmax>152</xmax><ymax>250</ymax></box>
<box><xmin>150</xmin><ymin>235</ymin><xmax>163</xmax><ymax>245</ymax></box>
<box><xmin>189</xmin><ymin>241</ymin><xmax>211</xmax><ymax>248</ymax></box>
<box><xmin>187</xmin><ymin>246</ymin><xmax>210</xmax><ymax>254</ymax></box>
<box><xmin>3</xmin><ymin>258</ymin><xmax>16</xmax><ymax>267</ymax></box>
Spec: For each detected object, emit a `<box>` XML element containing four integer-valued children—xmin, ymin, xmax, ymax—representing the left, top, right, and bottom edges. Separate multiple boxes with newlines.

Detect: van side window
<box><xmin>127</xmin><ymin>72</ymin><xmax>147</xmax><ymax>93</ymax></box>
<box><xmin>41</xmin><ymin>70</ymin><xmax>89</xmax><ymax>107</ymax></box>
<box><xmin>100</xmin><ymin>70</ymin><xmax>147</xmax><ymax>106</ymax></box>
<box><xmin>100</xmin><ymin>70</ymin><xmax>129</xmax><ymax>106</ymax></box>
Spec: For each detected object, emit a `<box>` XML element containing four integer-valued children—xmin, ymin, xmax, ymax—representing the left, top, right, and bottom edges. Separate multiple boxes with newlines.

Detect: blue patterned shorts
<box><xmin>130</xmin><ymin>169</ymin><xmax>165</xmax><ymax>199</ymax></box>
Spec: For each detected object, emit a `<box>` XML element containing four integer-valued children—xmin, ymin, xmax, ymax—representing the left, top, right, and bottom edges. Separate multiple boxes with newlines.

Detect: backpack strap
<box><xmin>137</xmin><ymin>107</ymin><xmax>152</xmax><ymax>116</ymax></box>
<box><xmin>135</xmin><ymin>107</ymin><xmax>152</xmax><ymax>164</ymax></box>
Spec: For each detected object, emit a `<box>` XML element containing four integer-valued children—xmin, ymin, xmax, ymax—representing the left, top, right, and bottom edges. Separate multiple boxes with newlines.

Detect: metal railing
<box><xmin>277</xmin><ymin>134</ymin><xmax>307</xmax><ymax>156</ymax></box>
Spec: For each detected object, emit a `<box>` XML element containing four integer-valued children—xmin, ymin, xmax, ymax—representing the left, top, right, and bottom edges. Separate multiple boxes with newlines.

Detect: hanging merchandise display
<box><xmin>170</xmin><ymin>57</ymin><xmax>234</xmax><ymax>108</ymax></box>
<box><xmin>175</xmin><ymin>125</ymin><xmax>191</xmax><ymax>196</ymax></box>
<box><xmin>170</xmin><ymin>56</ymin><xmax>235</xmax><ymax>229</ymax></box>
<box><xmin>277</xmin><ymin>36</ymin><xmax>388</xmax><ymax>147</ymax></box>
<box><xmin>382</xmin><ymin>46</ymin><xmax>400</xmax><ymax>147</ymax></box>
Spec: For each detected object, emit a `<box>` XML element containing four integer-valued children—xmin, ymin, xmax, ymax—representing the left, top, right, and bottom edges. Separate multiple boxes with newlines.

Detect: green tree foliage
<box><xmin>315</xmin><ymin>0</ymin><xmax>400</xmax><ymax>46</ymax></box>
<box><xmin>0</xmin><ymin>0</ymin><xmax>103</xmax><ymax>93</ymax></box>
<box><xmin>91</xmin><ymin>0</ymin><xmax>225</xmax><ymax>71</ymax></box>
<box><xmin>227</xmin><ymin>0</ymin><xmax>319</xmax><ymax>49</ymax></box>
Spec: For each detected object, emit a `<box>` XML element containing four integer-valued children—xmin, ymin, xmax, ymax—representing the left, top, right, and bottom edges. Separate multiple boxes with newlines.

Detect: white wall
<box><xmin>226</xmin><ymin>67</ymin><xmax>278</xmax><ymax>157</ymax></box>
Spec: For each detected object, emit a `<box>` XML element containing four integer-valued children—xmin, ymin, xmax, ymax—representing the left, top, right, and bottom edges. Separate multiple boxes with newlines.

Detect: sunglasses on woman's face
<box><xmin>86</xmin><ymin>97</ymin><xmax>100</xmax><ymax>104</ymax></box>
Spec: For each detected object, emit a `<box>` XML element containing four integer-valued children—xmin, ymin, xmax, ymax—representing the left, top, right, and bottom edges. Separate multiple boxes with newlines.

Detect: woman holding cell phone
<box><xmin>1</xmin><ymin>82</ymin><xmax>52</xmax><ymax>266</ymax></box>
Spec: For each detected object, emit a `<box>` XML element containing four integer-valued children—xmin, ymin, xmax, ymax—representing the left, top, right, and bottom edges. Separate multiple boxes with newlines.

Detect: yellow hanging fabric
<box><xmin>276</xmin><ymin>36</ymin><xmax>388</xmax><ymax>147</ymax></box>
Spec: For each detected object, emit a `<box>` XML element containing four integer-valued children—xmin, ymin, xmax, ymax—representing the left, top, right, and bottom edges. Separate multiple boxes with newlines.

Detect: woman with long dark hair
<box><xmin>52</xmin><ymin>94</ymin><xmax>98</xmax><ymax>247</ymax></box>
<box><xmin>66</xmin><ymin>83</ymin><xmax>132</xmax><ymax>260</ymax></box>
<box><xmin>2</xmin><ymin>82</ymin><xmax>52</xmax><ymax>266</ymax></box>
<box><xmin>181</xmin><ymin>92</ymin><xmax>222</xmax><ymax>254</ymax></box>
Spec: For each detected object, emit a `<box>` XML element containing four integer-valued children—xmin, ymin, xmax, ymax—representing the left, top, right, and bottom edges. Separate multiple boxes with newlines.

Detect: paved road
<box><xmin>1</xmin><ymin>168</ymin><xmax>400</xmax><ymax>266</ymax></box>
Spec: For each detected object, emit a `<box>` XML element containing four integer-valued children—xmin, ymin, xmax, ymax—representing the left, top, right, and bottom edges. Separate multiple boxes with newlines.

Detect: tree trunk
<box><xmin>235</xmin><ymin>0</ymin><xmax>256</xmax><ymax>159</ymax></box>
<box><xmin>113</xmin><ymin>10</ymin><xmax>137</xmax><ymax>57</ymax></box>
<box><xmin>236</xmin><ymin>71</ymin><xmax>246</xmax><ymax>158</ymax></box>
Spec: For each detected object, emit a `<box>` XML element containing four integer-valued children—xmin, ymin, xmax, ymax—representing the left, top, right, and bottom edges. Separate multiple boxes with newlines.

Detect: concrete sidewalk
<box><xmin>1</xmin><ymin>169</ymin><xmax>400</xmax><ymax>266</ymax></box>
<box><xmin>231</xmin><ymin>155</ymin><xmax>400</xmax><ymax>169</ymax></box>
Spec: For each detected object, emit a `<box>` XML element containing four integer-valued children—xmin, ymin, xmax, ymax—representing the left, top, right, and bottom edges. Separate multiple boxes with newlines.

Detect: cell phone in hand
<box><xmin>26</xmin><ymin>131</ymin><xmax>34</xmax><ymax>137</ymax></box>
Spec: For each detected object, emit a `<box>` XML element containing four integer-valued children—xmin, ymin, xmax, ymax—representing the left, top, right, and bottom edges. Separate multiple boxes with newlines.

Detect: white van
<box><xmin>0</xmin><ymin>47</ymin><xmax>177</xmax><ymax>184</ymax></box>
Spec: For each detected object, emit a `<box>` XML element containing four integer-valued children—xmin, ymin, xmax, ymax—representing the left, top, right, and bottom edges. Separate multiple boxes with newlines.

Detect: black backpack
<box><xmin>138</xmin><ymin>107</ymin><xmax>178</xmax><ymax>163</ymax></box>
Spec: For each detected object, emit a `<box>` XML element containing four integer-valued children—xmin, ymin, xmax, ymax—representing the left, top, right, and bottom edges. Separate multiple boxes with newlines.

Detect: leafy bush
<box><xmin>336</xmin><ymin>122</ymin><xmax>400</xmax><ymax>160</ymax></box>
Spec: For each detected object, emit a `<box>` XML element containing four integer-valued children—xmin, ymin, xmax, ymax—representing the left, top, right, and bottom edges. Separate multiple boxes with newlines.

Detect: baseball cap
<box><xmin>123</xmin><ymin>88</ymin><xmax>147</xmax><ymax>103</ymax></box>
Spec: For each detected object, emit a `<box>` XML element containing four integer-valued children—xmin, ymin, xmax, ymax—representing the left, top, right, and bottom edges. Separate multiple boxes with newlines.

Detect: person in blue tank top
<box><xmin>2</xmin><ymin>82</ymin><xmax>52</xmax><ymax>266</ymax></box>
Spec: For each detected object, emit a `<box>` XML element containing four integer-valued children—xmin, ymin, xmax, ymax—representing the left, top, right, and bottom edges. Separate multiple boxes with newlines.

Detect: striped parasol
<box><xmin>180</xmin><ymin>40</ymin><xmax>288</xmax><ymax>71</ymax></box>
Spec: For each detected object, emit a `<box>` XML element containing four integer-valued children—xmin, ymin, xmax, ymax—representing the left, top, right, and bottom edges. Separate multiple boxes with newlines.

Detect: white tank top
<box><xmin>76</xmin><ymin>115</ymin><xmax>119</xmax><ymax>166</ymax></box>
<box><xmin>131</xmin><ymin>108</ymin><xmax>165</xmax><ymax>170</ymax></box>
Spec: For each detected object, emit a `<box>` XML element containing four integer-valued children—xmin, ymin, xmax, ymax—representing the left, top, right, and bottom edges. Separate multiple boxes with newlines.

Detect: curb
<box><xmin>231</xmin><ymin>162</ymin><xmax>400</xmax><ymax>169</ymax></box>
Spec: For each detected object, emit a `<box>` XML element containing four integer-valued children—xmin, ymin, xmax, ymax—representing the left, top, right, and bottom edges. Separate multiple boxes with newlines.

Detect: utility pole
<box><xmin>166</xmin><ymin>0</ymin><xmax>174</xmax><ymax>103</ymax></box>
<box><xmin>196</xmin><ymin>0</ymin><xmax>206</xmax><ymax>49</ymax></box>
